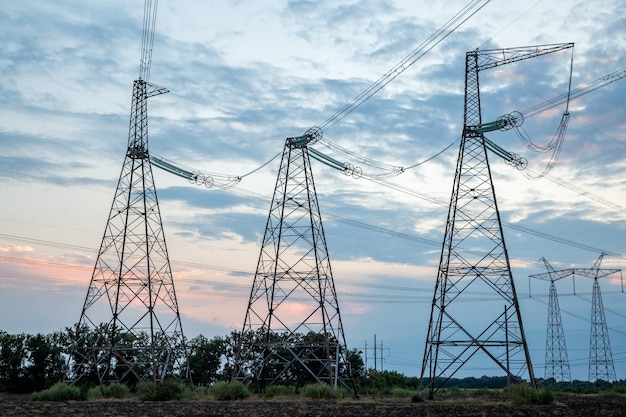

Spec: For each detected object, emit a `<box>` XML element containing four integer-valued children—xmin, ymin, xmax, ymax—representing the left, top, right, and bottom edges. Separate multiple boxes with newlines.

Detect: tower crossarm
<box><xmin>529</xmin><ymin>269</ymin><xmax>575</xmax><ymax>282</ymax></box>
<box><xmin>475</xmin><ymin>43</ymin><xmax>574</xmax><ymax>72</ymax></box>
<box><xmin>146</xmin><ymin>83</ymin><xmax>169</xmax><ymax>97</ymax></box>
<box><xmin>571</xmin><ymin>268</ymin><xmax>621</xmax><ymax>279</ymax></box>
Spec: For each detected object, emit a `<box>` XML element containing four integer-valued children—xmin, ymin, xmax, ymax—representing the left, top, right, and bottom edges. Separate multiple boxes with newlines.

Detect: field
<box><xmin>2</xmin><ymin>393</ymin><xmax>625</xmax><ymax>417</ymax></box>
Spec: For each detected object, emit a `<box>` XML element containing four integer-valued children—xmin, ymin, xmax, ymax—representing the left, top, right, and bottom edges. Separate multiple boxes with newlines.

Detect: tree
<box><xmin>187</xmin><ymin>335</ymin><xmax>226</xmax><ymax>385</ymax></box>
<box><xmin>23</xmin><ymin>333</ymin><xmax>65</xmax><ymax>392</ymax></box>
<box><xmin>0</xmin><ymin>331</ymin><xmax>27</xmax><ymax>392</ymax></box>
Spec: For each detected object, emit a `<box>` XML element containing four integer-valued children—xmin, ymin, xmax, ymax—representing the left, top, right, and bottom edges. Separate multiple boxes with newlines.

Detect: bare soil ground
<box><xmin>1</xmin><ymin>392</ymin><xmax>625</xmax><ymax>417</ymax></box>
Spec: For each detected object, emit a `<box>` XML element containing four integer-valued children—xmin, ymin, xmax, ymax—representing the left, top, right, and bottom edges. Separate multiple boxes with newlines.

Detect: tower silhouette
<box><xmin>232</xmin><ymin>128</ymin><xmax>354</xmax><ymax>392</ymax></box>
<box><xmin>529</xmin><ymin>258</ymin><xmax>572</xmax><ymax>382</ymax></box>
<box><xmin>67</xmin><ymin>2</ymin><xmax>188</xmax><ymax>386</ymax></box>
<box><xmin>420</xmin><ymin>44</ymin><xmax>574</xmax><ymax>397</ymax></box>
<box><xmin>586</xmin><ymin>254</ymin><xmax>617</xmax><ymax>382</ymax></box>
<box><xmin>530</xmin><ymin>253</ymin><xmax>620</xmax><ymax>382</ymax></box>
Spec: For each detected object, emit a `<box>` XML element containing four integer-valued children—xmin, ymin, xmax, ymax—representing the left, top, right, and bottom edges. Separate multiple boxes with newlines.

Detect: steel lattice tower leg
<box><xmin>588</xmin><ymin>277</ymin><xmax>616</xmax><ymax>382</ymax></box>
<box><xmin>545</xmin><ymin>280</ymin><xmax>571</xmax><ymax>381</ymax></box>
<box><xmin>420</xmin><ymin>49</ymin><xmax>536</xmax><ymax>398</ymax></box>
<box><xmin>67</xmin><ymin>80</ymin><xmax>189</xmax><ymax>386</ymax></box>
<box><xmin>233</xmin><ymin>132</ymin><xmax>354</xmax><ymax>393</ymax></box>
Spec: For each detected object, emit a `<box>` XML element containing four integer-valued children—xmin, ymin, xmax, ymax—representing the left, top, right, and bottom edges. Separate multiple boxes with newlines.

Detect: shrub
<box><xmin>508</xmin><ymin>384</ymin><xmax>554</xmax><ymax>405</ymax></box>
<box><xmin>608</xmin><ymin>385</ymin><xmax>626</xmax><ymax>395</ymax></box>
<box><xmin>32</xmin><ymin>382</ymin><xmax>82</xmax><ymax>402</ymax></box>
<box><xmin>104</xmin><ymin>382</ymin><xmax>129</xmax><ymax>399</ymax></box>
<box><xmin>137</xmin><ymin>379</ymin><xmax>193</xmax><ymax>401</ymax></box>
<box><xmin>86</xmin><ymin>386</ymin><xmax>103</xmax><ymax>399</ymax></box>
<box><xmin>411</xmin><ymin>393</ymin><xmax>425</xmax><ymax>403</ymax></box>
<box><xmin>264</xmin><ymin>384</ymin><xmax>295</xmax><ymax>398</ymax></box>
<box><xmin>537</xmin><ymin>387</ymin><xmax>555</xmax><ymax>404</ymax></box>
<box><xmin>300</xmin><ymin>383</ymin><xmax>348</xmax><ymax>400</ymax></box>
<box><xmin>136</xmin><ymin>382</ymin><xmax>157</xmax><ymax>401</ymax></box>
<box><xmin>301</xmin><ymin>383</ymin><xmax>333</xmax><ymax>399</ymax></box>
<box><xmin>210</xmin><ymin>381</ymin><xmax>252</xmax><ymax>401</ymax></box>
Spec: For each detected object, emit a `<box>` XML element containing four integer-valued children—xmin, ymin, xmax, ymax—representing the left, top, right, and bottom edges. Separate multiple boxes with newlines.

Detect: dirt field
<box><xmin>1</xmin><ymin>393</ymin><xmax>625</xmax><ymax>417</ymax></box>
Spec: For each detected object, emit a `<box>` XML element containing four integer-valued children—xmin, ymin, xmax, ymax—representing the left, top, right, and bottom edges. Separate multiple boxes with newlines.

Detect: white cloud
<box><xmin>1</xmin><ymin>0</ymin><xmax>625</xmax><ymax>380</ymax></box>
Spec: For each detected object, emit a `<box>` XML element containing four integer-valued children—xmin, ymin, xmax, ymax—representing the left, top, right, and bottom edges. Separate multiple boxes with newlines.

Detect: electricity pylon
<box><xmin>529</xmin><ymin>258</ymin><xmax>572</xmax><ymax>382</ymax></box>
<box><xmin>232</xmin><ymin>128</ymin><xmax>354</xmax><ymax>393</ymax></box>
<box><xmin>420</xmin><ymin>43</ymin><xmax>573</xmax><ymax>398</ymax></box>
<box><xmin>586</xmin><ymin>254</ymin><xmax>618</xmax><ymax>382</ymax></box>
<box><xmin>67</xmin><ymin>1</ymin><xmax>188</xmax><ymax>386</ymax></box>
<box><xmin>530</xmin><ymin>253</ymin><xmax>620</xmax><ymax>382</ymax></box>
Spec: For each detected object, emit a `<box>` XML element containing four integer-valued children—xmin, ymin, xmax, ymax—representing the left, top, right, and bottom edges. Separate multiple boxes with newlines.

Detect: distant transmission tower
<box><xmin>232</xmin><ymin>128</ymin><xmax>354</xmax><ymax>393</ymax></box>
<box><xmin>420</xmin><ymin>43</ymin><xmax>573</xmax><ymax>398</ymax></box>
<box><xmin>67</xmin><ymin>1</ymin><xmax>188</xmax><ymax>386</ymax></box>
<box><xmin>586</xmin><ymin>254</ymin><xmax>618</xmax><ymax>382</ymax></box>
<box><xmin>530</xmin><ymin>253</ymin><xmax>621</xmax><ymax>382</ymax></box>
<box><xmin>529</xmin><ymin>258</ymin><xmax>572</xmax><ymax>382</ymax></box>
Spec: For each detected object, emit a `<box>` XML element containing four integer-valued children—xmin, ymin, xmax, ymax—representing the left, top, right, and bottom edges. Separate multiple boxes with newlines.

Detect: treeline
<box><xmin>0</xmin><ymin>328</ymin><xmax>365</xmax><ymax>393</ymax></box>
<box><xmin>1</xmin><ymin>329</ymin><xmax>625</xmax><ymax>395</ymax></box>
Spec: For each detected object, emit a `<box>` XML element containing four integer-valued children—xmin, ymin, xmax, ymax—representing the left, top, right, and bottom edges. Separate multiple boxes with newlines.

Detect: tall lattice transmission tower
<box><xmin>529</xmin><ymin>258</ymin><xmax>572</xmax><ymax>382</ymax></box>
<box><xmin>66</xmin><ymin>1</ymin><xmax>189</xmax><ymax>386</ymax></box>
<box><xmin>420</xmin><ymin>43</ymin><xmax>574</xmax><ymax>398</ymax></box>
<box><xmin>586</xmin><ymin>254</ymin><xmax>618</xmax><ymax>382</ymax></box>
<box><xmin>232</xmin><ymin>128</ymin><xmax>354</xmax><ymax>393</ymax></box>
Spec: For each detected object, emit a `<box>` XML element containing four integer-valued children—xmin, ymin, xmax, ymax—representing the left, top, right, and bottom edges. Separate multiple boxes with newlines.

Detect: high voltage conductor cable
<box><xmin>366</xmin><ymin>176</ymin><xmax>626</xmax><ymax>259</ymax></box>
<box><xmin>226</xmin><ymin>171</ymin><xmax>625</xmax><ymax>262</ymax></box>
<box><xmin>229</xmin><ymin>172</ymin><xmax>625</xmax><ymax>264</ymax></box>
<box><xmin>535</xmin><ymin>171</ymin><xmax>626</xmax><ymax>216</ymax></box>
<box><xmin>315</xmin><ymin>60</ymin><xmax>626</xmax><ymax>179</ymax></box>
<box><xmin>151</xmin><ymin>150</ymin><xmax>282</xmax><ymax>188</ymax></box>
<box><xmin>12</xmin><ymin>268</ymin><xmax>625</xmax><ymax>301</ymax></box>
<box><xmin>318</xmin><ymin>0</ymin><xmax>491</xmax><ymax>133</ymax></box>
<box><xmin>520</xmin><ymin>66</ymin><xmax>626</xmax><ymax>119</ymax></box>
<box><xmin>529</xmin><ymin>296</ymin><xmax>626</xmax><ymax>339</ymax></box>
<box><xmin>156</xmin><ymin>65</ymin><xmax>626</xmax><ymax>183</ymax></box>
<box><xmin>139</xmin><ymin>0</ymin><xmax>158</xmax><ymax>82</ymax></box>
<box><xmin>6</xmin><ymin>247</ymin><xmax>623</xmax><ymax>298</ymax></box>
<box><xmin>402</xmin><ymin>138</ymin><xmax>460</xmax><ymax>170</ymax></box>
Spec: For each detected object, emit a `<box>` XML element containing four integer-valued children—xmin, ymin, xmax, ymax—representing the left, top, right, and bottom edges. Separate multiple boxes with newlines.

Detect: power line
<box><xmin>319</xmin><ymin>0</ymin><xmax>491</xmax><ymax>132</ymax></box>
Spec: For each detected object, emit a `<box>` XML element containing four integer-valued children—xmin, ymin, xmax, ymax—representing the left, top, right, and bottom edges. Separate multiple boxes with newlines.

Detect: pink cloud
<box><xmin>0</xmin><ymin>244</ymin><xmax>34</xmax><ymax>253</ymax></box>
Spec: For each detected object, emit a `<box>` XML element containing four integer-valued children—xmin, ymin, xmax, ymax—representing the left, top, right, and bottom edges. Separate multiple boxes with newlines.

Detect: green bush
<box><xmin>86</xmin><ymin>386</ymin><xmax>103</xmax><ymax>399</ymax></box>
<box><xmin>508</xmin><ymin>384</ymin><xmax>554</xmax><ymax>404</ymax></box>
<box><xmin>264</xmin><ymin>384</ymin><xmax>296</xmax><ymax>397</ymax></box>
<box><xmin>411</xmin><ymin>393</ymin><xmax>425</xmax><ymax>403</ymax></box>
<box><xmin>608</xmin><ymin>385</ymin><xmax>626</xmax><ymax>395</ymax></box>
<box><xmin>104</xmin><ymin>382</ymin><xmax>129</xmax><ymax>399</ymax></box>
<box><xmin>300</xmin><ymin>383</ymin><xmax>347</xmax><ymax>399</ymax></box>
<box><xmin>137</xmin><ymin>379</ymin><xmax>193</xmax><ymax>401</ymax></box>
<box><xmin>136</xmin><ymin>382</ymin><xmax>156</xmax><ymax>401</ymax></box>
<box><xmin>301</xmin><ymin>383</ymin><xmax>333</xmax><ymax>399</ymax></box>
<box><xmin>32</xmin><ymin>382</ymin><xmax>82</xmax><ymax>402</ymax></box>
<box><xmin>210</xmin><ymin>381</ymin><xmax>252</xmax><ymax>401</ymax></box>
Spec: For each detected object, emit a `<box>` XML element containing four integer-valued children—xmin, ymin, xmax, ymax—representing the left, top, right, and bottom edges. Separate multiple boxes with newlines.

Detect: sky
<box><xmin>1</xmin><ymin>0</ymin><xmax>626</xmax><ymax>382</ymax></box>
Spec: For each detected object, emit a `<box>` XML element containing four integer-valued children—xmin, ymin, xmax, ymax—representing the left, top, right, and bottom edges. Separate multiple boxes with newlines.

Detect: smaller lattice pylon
<box><xmin>529</xmin><ymin>258</ymin><xmax>572</xmax><ymax>382</ymax></box>
<box><xmin>530</xmin><ymin>253</ymin><xmax>621</xmax><ymax>382</ymax></box>
<box><xmin>580</xmin><ymin>254</ymin><xmax>619</xmax><ymax>382</ymax></box>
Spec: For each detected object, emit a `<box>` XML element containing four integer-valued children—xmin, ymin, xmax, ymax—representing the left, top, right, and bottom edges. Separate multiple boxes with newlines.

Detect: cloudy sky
<box><xmin>1</xmin><ymin>0</ymin><xmax>626</xmax><ymax>381</ymax></box>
